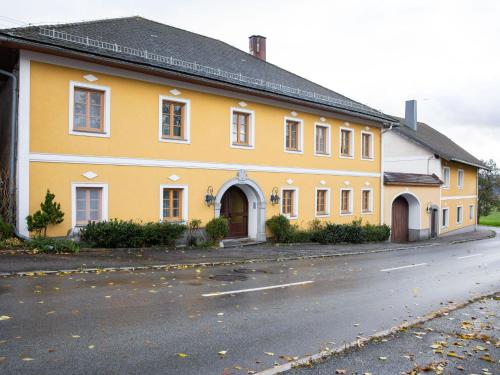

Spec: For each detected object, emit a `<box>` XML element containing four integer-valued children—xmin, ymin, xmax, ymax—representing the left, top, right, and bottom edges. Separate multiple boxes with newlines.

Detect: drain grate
<box><xmin>209</xmin><ymin>274</ymin><xmax>248</xmax><ymax>282</ymax></box>
<box><xmin>233</xmin><ymin>268</ymin><xmax>270</xmax><ymax>274</ymax></box>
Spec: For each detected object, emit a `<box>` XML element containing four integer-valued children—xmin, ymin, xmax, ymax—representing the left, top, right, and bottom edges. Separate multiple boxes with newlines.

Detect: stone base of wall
<box><xmin>440</xmin><ymin>224</ymin><xmax>477</xmax><ymax>237</ymax></box>
<box><xmin>409</xmin><ymin>228</ymin><xmax>430</xmax><ymax>242</ymax></box>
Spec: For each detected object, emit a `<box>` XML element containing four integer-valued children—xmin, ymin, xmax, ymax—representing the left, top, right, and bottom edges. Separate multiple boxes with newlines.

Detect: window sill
<box><xmin>314</xmin><ymin>152</ymin><xmax>331</xmax><ymax>157</ymax></box>
<box><xmin>315</xmin><ymin>213</ymin><xmax>330</xmax><ymax>218</ymax></box>
<box><xmin>231</xmin><ymin>143</ymin><xmax>254</xmax><ymax>150</ymax></box>
<box><xmin>70</xmin><ymin>130</ymin><xmax>109</xmax><ymax>138</ymax></box>
<box><xmin>285</xmin><ymin>149</ymin><xmax>303</xmax><ymax>154</ymax></box>
<box><xmin>361</xmin><ymin>211</ymin><xmax>373</xmax><ymax>215</ymax></box>
<box><xmin>159</xmin><ymin>137</ymin><xmax>190</xmax><ymax>144</ymax></box>
<box><xmin>340</xmin><ymin>211</ymin><xmax>353</xmax><ymax>216</ymax></box>
<box><xmin>361</xmin><ymin>157</ymin><xmax>374</xmax><ymax>161</ymax></box>
<box><xmin>339</xmin><ymin>154</ymin><xmax>354</xmax><ymax>159</ymax></box>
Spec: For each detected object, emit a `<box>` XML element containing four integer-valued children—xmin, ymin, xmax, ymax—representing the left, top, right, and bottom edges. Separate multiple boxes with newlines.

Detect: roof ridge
<box><xmin>0</xmin><ymin>15</ymin><xmax>141</xmax><ymax>32</ymax></box>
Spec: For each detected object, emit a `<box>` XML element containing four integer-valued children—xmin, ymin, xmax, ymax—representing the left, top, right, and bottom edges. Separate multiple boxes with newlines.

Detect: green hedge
<box><xmin>79</xmin><ymin>219</ymin><xmax>186</xmax><ymax>248</ymax></box>
<box><xmin>205</xmin><ymin>217</ymin><xmax>229</xmax><ymax>244</ymax></box>
<box><xmin>28</xmin><ymin>237</ymin><xmax>79</xmax><ymax>254</ymax></box>
<box><xmin>266</xmin><ymin>215</ymin><xmax>391</xmax><ymax>244</ymax></box>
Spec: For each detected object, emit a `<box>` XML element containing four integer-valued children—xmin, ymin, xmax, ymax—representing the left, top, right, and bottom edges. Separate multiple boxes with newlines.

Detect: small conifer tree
<box><xmin>26</xmin><ymin>190</ymin><xmax>64</xmax><ymax>237</ymax></box>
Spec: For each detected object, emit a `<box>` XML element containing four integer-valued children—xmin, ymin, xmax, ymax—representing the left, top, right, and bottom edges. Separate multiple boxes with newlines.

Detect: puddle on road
<box><xmin>209</xmin><ymin>274</ymin><xmax>248</xmax><ymax>282</ymax></box>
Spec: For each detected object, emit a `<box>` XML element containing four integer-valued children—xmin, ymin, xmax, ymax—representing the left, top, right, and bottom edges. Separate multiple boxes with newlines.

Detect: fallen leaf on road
<box><xmin>149</xmin><ymin>290</ymin><xmax>158</xmax><ymax>293</ymax></box>
<box><xmin>218</xmin><ymin>350</ymin><xmax>227</xmax><ymax>356</ymax></box>
<box><xmin>177</xmin><ymin>353</ymin><xmax>188</xmax><ymax>358</ymax></box>
<box><xmin>479</xmin><ymin>354</ymin><xmax>494</xmax><ymax>363</ymax></box>
<box><xmin>0</xmin><ymin>357</ymin><xmax>6</xmax><ymax>362</ymax></box>
<box><xmin>21</xmin><ymin>356</ymin><xmax>34</xmax><ymax>361</ymax></box>
<box><xmin>71</xmin><ymin>335</ymin><xmax>80</xmax><ymax>338</ymax></box>
<box><xmin>447</xmin><ymin>351</ymin><xmax>464</xmax><ymax>359</ymax></box>
<box><xmin>0</xmin><ymin>315</ymin><xmax>11</xmax><ymax>321</ymax></box>
<box><xmin>379</xmin><ymin>356</ymin><xmax>387</xmax><ymax>360</ymax></box>
<box><xmin>335</xmin><ymin>370</ymin><xmax>346</xmax><ymax>374</ymax></box>
<box><xmin>264</xmin><ymin>352</ymin><xmax>274</xmax><ymax>356</ymax></box>
<box><xmin>88</xmin><ymin>345</ymin><xmax>95</xmax><ymax>349</ymax></box>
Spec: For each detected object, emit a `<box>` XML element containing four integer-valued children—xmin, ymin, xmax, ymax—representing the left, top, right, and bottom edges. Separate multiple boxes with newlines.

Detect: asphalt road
<box><xmin>1</xmin><ymin>230</ymin><xmax>499</xmax><ymax>375</ymax></box>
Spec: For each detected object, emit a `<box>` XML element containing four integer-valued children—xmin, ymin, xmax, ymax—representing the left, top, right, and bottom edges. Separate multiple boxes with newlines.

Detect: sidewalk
<box><xmin>0</xmin><ymin>229</ymin><xmax>495</xmax><ymax>276</ymax></box>
<box><xmin>286</xmin><ymin>294</ymin><xmax>499</xmax><ymax>375</ymax></box>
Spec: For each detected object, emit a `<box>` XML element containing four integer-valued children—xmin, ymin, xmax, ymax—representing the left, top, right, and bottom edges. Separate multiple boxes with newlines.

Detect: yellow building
<box><xmin>0</xmin><ymin>17</ymin><xmax>393</xmax><ymax>241</ymax></box>
<box><xmin>383</xmin><ymin>101</ymin><xmax>486</xmax><ymax>241</ymax></box>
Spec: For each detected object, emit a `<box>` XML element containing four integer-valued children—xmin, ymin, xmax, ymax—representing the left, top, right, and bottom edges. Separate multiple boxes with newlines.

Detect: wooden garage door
<box><xmin>391</xmin><ymin>196</ymin><xmax>409</xmax><ymax>242</ymax></box>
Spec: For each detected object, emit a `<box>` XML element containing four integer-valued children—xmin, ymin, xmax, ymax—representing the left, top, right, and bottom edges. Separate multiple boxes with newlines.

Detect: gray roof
<box><xmin>384</xmin><ymin>172</ymin><xmax>442</xmax><ymax>186</ymax></box>
<box><xmin>394</xmin><ymin>117</ymin><xmax>486</xmax><ymax>169</ymax></box>
<box><xmin>0</xmin><ymin>16</ymin><xmax>393</xmax><ymax>122</ymax></box>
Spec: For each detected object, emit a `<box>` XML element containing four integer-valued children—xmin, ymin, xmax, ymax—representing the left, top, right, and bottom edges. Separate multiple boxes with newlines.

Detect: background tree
<box><xmin>478</xmin><ymin>159</ymin><xmax>500</xmax><ymax>219</ymax></box>
<box><xmin>26</xmin><ymin>190</ymin><xmax>64</xmax><ymax>237</ymax></box>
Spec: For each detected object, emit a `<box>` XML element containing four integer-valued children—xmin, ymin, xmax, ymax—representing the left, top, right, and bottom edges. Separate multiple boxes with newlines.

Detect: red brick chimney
<box><xmin>249</xmin><ymin>35</ymin><xmax>266</xmax><ymax>61</ymax></box>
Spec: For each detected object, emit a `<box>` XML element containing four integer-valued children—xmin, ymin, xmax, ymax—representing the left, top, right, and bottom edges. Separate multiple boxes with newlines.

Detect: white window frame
<box><xmin>283</xmin><ymin>117</ymin><xmax>304</xmax><ymax>154</ymax></box>
<box><xmin>314</xmin><ymin>122</ymin><xmax>331</xmax><ymax>157</ymax></box>
<box><xmin>159</xmin><ymin>184</ymin><xmax>188</xmax><ymax>223</ymax></box>
<box><xmin>457</xmin><ymin>169</ymin><xmax>464</xmax><ymax>189</ymax></box>
<box><xmin>339</xmin><ymin>127</ymin><xmax>354</xmax><ymax>159</ymax></box>
<box><xmin>69</xmin><ymin>81</ymin><xmax>111</xmax><ymax>137</ymax></box>
<box><xmin>71</xmin><ymin>183</ymin><xmax>108</xmax><ymax>228</ymax></box>
<box><xmin>469</xmin><ymin>204</ymin><xmax>474</xmax><ymax>220</ymax></box>
<box><xmin>360</xmin><ymin>131</ymin><xmax>374</xmax><ymax>161</ymax></box>
<box><xmin>280</xmin><ymin>187</ymin><xmax>299</xmax><ymax>219</ymax></box>
<box><xmin>230</xmin><ymin>107</ymin><xmax>255</xmax><ymax>149</ymax></box>
<box><xmin>456</xmin><ymin>205</ymin><xmax>463</xmax><ymax>224</ymax></box>
<box><xmin>339</xmin><ymin>188</ymin><xmax>354</xmax><ymax>216</ymax></box>
<box><xmin>441</xmin><ymin>207</ymin><xmax>449</xmax><ymax>228</ymax></box>
<box><xmin>442</xmin><ymin>167</ymin><xmax>450</xmax><ymax>189</ymax></box>
<box><xmin>158</xmin><ymin>95</ymin><xmax>191</xmax><ymax>144</ymax></box>
<box><xmin>360</xmin><ymin>188</ymin><xmax>373</xmax><ymax>214</ymax></box>
<box><xmin>314</xmin><ymin>187</ymin><xmax>331</xmax><ymax>218</ymax></box>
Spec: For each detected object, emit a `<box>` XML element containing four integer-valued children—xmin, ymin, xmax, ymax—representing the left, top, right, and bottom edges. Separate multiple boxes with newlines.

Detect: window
<box><xmin>159</xmin><ymin>96</ymin><xmax>190</xmax><ymax>144</ymax></box>
<box><xmin>442</xmin><ymin>208</ymin><xmax>449</xmax><ymax>228</ymax></box>
<box><xmin>340</xmin><ymin>189</ymin><xmax>353</xmax><ymax>215</ymax></box>
<box><xmin>315</xmin><ymin>188</ymin><xmax>330</xmax><ymax>217</ymax></box>
<box><xmin>72</xmin><ymin>183</ymin><xmax>108</xmax><ymax>228</ymax></box>
<box><xmin>469</xmin><ymin>204</ymin><xmax>474</xmax><ymax>220</ymax></box>
<box><xmin>160</xmin><ymin>185</ymin><xmax>188</xmax><ymax>222</ymax></box>
<box><xmin>230</xmin><ymin>108</ymin><xmax>254</xmax><ymax>148</ymax></box>
<box><xmin>442</xmin><ymin>167</ymin><xmax>450</xmax><ymax>188</ymax></box>
<box><xmin>361</xmin><ymin>189</ymin><xmax>373</xmax><ymax>213</ymax></box>
<box><xmin>361</xmin><ymin>132</ymin><xmax>374</xmax><ymax>160</ymax></box>
<box><xmin>457</xmin><ymin>169</ymin><xmax>464</xmax><ymax>189</ymax></box>
<box><xmin>281</xmin><ymin>188</ymin><xmax>298</xmax><ymax>218</ymax></box>
<box><xmin>284</xmin><ymin>117</ymin><xmax>303</xmax><ymax>153</ymax></box>
<box><xmin>340</xmin><ymin>128</ymin><xmax>354</xmax><ymax>158</ymax></box>
<box><xmin>457</xmin><ymin>206</ymin><xmax>463</xmax><ymax>224</ymax></box>
<box><xmin>69</xmin><ymin>82</ymin><xmax>110</xmax><ymax>137</ymax></box>
<box><xmin>314</xmin><ymin>124</ymin><xmax>330</xmax><ymax>156</ymax></box>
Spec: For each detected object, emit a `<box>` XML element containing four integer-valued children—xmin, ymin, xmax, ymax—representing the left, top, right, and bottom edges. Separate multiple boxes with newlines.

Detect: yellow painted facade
<box><xmin>27</xmin><ymin>59</ymin><xmax>382</xmax><ymax>237</ymax></box>
<box><xmin>440</xmin><ymin>161</ymin><xmax>478</xmax><ymax>234</ymax></box>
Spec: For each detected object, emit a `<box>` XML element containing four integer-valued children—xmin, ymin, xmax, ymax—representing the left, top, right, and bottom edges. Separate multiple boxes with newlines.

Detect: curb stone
<box><xmin>255</xmin><ymin>291</ymin><xmax>500</xmax><ymax>375</ymax></box>
<box><xmin>0</xmin><ymin>230</ymin><xmax>494</xmax><ymax>278</ymax></box>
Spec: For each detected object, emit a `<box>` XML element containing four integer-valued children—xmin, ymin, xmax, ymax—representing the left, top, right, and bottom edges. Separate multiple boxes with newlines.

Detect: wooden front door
<box><xmin>220</xmin><ymin>186</ymin><xmax>248</xmax><ymax>238</ymax></box>
<box><xmin>391</xmin><ymin>196</ymin><xmax>409</xmax><ymax>242</ymax></box>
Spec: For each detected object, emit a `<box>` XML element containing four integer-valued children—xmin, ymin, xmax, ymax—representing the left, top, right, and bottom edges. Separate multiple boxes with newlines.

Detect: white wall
<box><xmin>383</xmin><ymin>131</ymin><xmax>441</xmax><ymax>176</ymax></box>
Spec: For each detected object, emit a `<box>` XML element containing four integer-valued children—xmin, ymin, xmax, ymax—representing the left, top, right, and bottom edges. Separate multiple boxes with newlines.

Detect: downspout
<box><xmin>380</xmin><ymin>123</ymin><xmax>395</xmax><ymax>225</ymax></box>
<box><xmin>0</xmin><ymin>68</ymin><xmax>29</xmax><ymax>240</ymax></box>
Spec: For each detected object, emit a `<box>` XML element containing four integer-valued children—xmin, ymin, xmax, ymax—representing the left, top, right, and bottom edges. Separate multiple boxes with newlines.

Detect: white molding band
<box><xmin>29</xmin><ymin>153</ymin><xmax>382</xmax><ymax>178</ymax></box>
<box><xmin>441</xmin><ymin>195</ymin><xmax>477</xmax><ymax>201</ymax></box>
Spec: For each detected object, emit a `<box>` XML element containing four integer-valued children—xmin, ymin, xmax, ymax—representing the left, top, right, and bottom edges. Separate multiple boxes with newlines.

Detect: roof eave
<box><xmin>0</xmin><ymin>33</ymin><xmax>395</xmax><ymax>125</ymax></box>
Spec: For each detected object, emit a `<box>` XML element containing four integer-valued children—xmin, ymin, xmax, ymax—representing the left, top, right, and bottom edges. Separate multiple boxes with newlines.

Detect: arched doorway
<box><xmin>391</xmin><ymin>196</ymin><xmax>409</xmax><ymax>242</ymax></box>
<box><xmin>214</xmin><ymin>173</ymin><xmax>267</xmax><ymax>242</ymax></box>
<box><xmin>220</xmin><ymin>186</ymin><xmax>248</xmax><ymax>238</ymax></box>
<box><xmin>390</xmin><ymin>192</ymin><xmax>421</xmax><ymax>242</ymax></box>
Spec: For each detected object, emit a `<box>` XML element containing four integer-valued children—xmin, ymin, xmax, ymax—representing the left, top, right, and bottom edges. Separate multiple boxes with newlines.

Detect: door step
<box><xmin>221</xmin><ymin>238</ymin><xmax>266</xmax><ymax>248</ymax></box>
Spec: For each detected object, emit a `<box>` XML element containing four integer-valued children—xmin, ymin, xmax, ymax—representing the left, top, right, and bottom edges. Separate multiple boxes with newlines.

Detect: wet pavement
<box><xmin>288</xmin><ymin>296</ymin><xmax>499</xmax><ymax>375</ymax></box>
<box><xmin>0</xmin><ymin>229</ymin><xmax>499</xmax><ymax>374</ymax></box>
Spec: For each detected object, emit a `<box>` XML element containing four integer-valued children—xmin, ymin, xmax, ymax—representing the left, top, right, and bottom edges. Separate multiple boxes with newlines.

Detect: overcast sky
<box><xmin>2</xmin><ymin>0</ymin><xmax>499</xmax><ymax>164</ymax></box>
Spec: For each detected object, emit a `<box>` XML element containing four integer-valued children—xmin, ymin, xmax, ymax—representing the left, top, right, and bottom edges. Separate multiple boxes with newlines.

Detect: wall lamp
<box><xmin>205</xmin><ymin>186</ymin><xmax>215</xmax><ymax>207</ymax></box>
<box><xmin>426</xmin><ymin>203</ymin><xmax>434</xmax><ymax>214</ymax></box>
<box><xmin>270</xmin><ymin>187</ymin><xmax>280</xmax><ymax>205</ymax></box>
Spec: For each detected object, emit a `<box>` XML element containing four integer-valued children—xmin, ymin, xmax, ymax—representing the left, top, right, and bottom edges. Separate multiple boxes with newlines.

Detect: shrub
<box><xmin>266</xmin><ymin>215</ymin><xmax>292</xmax><ymax>243</ymax></box>
<box><xmin>288</xmin><ymin>227</ymin><xmax>312</xmax><ymax>243</ymax></box>
<box><xmin>28</xmin><ymin>237</ymin><xmax>79</xmax><ymax>254</ymax></box>
<box><xmin>187</xmin><ymin>219</ymin><xmax>202</xmax><ymax>246</ymax></box>
<box><xmin>26</xmin><ymin>190</ymin><xmax>64</xmax><ymax>237</ymax></box>
<box><xmin>79</xmin><ymin>219</ymin><xmax>187</xmax><ymax>248</ymax></box>
<box><xmin>0</xmin><ymin>217</ymin><xmax>12</xmax><ymax>241</ymax></box>
<box><xmin>205</xmin><ymin>217</ymin><xmax>229</xmax><ymax>244</ymax></box>
<box><xmin>0</xmin><ymin>237</ymin><xmax>24</xmax><ymax>249</ymax></box>
<box><xmin>362</xmin><ymin>224</ymin><xmax>391</xmax><ymax>242</ymax></box>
